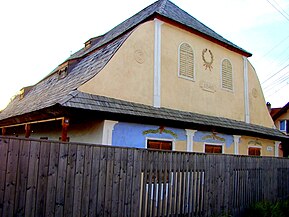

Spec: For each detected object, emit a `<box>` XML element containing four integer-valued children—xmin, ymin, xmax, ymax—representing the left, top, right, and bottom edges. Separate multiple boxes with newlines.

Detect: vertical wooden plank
<box><xmin>35</xmin><ymin>141</ymin><xmax>51</xmax><ymax>217</ymax></box>
<box><xmin>0</xmin><ymin>137</ymin><xmax>9</xmax><ymax>216</ymax></box>
<box><xmin>161</xmin><ymin>151</ymin><xmax>169</xmax><ymax>216</ymax></box>
<box><xmin>54</xmin><ymin>143</ymin><xmax>69</xmax><ymax>217</ymax></box>
<box><xmin>151</xmin><ymin>151</ymin><xmax>158</xmax><ymax>217</ymax></box>
<box><xmin>140</xmin><ymin>149</ymin><xmax>148</xmax><ymax>217</ymax></box>
<box><xmin>155</xmin><ymin>151</ymin><xmax>162</xmax><ymax>217</ymax></box>
<box><xmin>124</xmin><ymin>148</ymin><xmax>135</xmax><ymax>217</ymax></box>
<box><xmin>104</xmin><ymin>147</ymin><xmax>114</xmax><ymax>216</ymax></box>
<box><xmin>80</xmin><ymin>145</ymin><xmax>93</xmax><ymax>217</ymax></box>
<box><xmin>24</xmin><ymin>140</ymin><xmax>41</xmax><ymax>217</ymax></box>
<box><xmin>117</xmin><ymin>148</ymin><xmax>128</xmax><ymax>215</ymax></box>
<box><xmin>14</xmin><ymin>139</ymin><xmax>31</xmax><ymax>217</ymax></box>
<box><xmin>203</xmin><ymin>153</ymin><xmax>211</xmax><ymax>217</ymax></box>
<box><xmin>183</xmin><ymin>153</ymin><xmax>189</xmax><ymax>215</ymax></box>
<box><xmin>96</xmin><ymin>147</ymin><xmax>108</xmax><ymax>216</ymax></box>
<box><xmin>72</xmin><ymin>145</ymin><xmax>85</xmax><ymax>217</ymax></box>
<box><xmin>88</xmin><ymin>146</ymin><xmax>101</xmax><ymax>217</ymax></box>
<box><xmin>110</xmin><ymin>147</ymin><xmax>121</xmax><ymax>217</ymax></box>
<box><xmin>2</xmin><ymin>138</ymin><xmax>21</xmax><ymax>217</ymax></box>
<box><xmin>165</xmin><ymin>152</ymin><xmax>173</xmax><ymax>217</ymax></box>
<box><xmin>45</xmin><ymin>141</ymin><xmax>60</xmax><ymax>217</ymax></box>
<box><xmin>63</xmin><ymin>144</ymin><xmax>77</xmax><ymax>217</ymax></box>
<box><xmin>170</xmin><ymin>151</ymin><xmax>177</xmax><ymax>215</ymax></box>
<box><xmin>130</xmin><ymin>149</ymin><xmax>142</xmax><ymax>217</ymax></box>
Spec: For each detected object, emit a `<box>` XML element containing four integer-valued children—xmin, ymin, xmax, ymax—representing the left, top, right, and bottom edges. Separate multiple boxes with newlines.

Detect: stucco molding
<box><xmin>233</xmin><ymin>135</ymin><xmax>241</xmax><ymax>155</ymax></box>
<box><xmin>153</xmin><ymin>18</ymin><xmax>163</xmax><ymax>108</ymax></box>
<box><xmin>275</xmin><ymin>141</ymin><xmax>281</xmax><ymax>157</ymax></box>
<box><xmin>243</xmin><ymin>56</ymin><xmax>250</xmax><ymax>123</ymax></box>
<box><xmin>185</xmin><ymin>129</ymin><xmax>197</xmax><ymax>152</ymax></box>
<box><xmin>102</xmin><ymin>120</ymin><xmax>118</xmax><ymax>145</ymax></box>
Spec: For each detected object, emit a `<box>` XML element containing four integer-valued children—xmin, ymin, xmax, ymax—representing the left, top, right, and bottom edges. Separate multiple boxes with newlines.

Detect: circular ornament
<box><xmin>252</xmin><ymin>88</ymin><xmax>258</xmax><ymax>98</ymax></box>
<box><xmin>202</xmin><ymin>48</ymin><xmax>214</xmax><ymax>71</ymax></box>
<box><xmin>134</xmin><ymin>49</ymin><xmax>145</xmax><ymax>64</ymax></box>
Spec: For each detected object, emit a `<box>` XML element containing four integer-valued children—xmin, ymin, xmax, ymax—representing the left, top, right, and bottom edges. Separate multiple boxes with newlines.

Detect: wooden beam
<box><xmin>1</xmin><ymin>127</ymin><xmax>6</xmax><ymax>136</ymax></box>
<box><xmin>25</xmin><ymin>124</ymin><xmax>31</xmax><ymax>138</ymax></box>
<box><xmin>61</xmin><ymin>118</ymin><xmax>69</xmax><ymax>142</ymax></box>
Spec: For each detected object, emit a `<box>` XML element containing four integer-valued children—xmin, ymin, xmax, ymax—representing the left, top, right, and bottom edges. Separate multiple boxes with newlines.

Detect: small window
<box><xmin>147</xmin><ymin>139</ymin><xmax>172</xmax><ymax>150</ymax></box>
<box><xmin>221</xmin><ymin>59</ymin><xmax>233</xmax><ymax>90</ymax></box>
<box><xmin>58</xmin><ymin>67</ymin><xmax>68</xmax><ymax>80</ymax></box>
<box><xmin>248</xmin><ymin>147</ymin><xmax>261</xmax><ymax>156</ymax></box>
<box><xmin>205</xmin><ymin>144</ymin><xmax>222</xmax><ymax>153</ymax></box>
<box><xmin>178</xmin><ymin>43</ymin><xmax>194</xmax><ymax>80</ymax></box>
<box><xmin>280</xmin><ymin>120</ymin><xmax>286</xmax><ymax>131</ymax></box>
<box><xmin>280</xmin><ymin>120</ymin><xmax>289</xmax><ymax>134</ymax></box>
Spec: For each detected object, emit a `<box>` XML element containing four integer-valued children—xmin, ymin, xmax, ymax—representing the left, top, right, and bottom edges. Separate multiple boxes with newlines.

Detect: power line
<box><xmin>266</xmin><ymin>0</ymin><xmax>289</xmax><ymax>22</ymax></box>
<box><xmin>261</xmin><ymin>62</ymin><xmax>289</xmax><ymax>84</ymax></box>
<box><xmin>271</xmin><ymin>0</ymin><xmax>289</xmax><ymax>19</ymax></box>
<box><xmin>266</xmin><ymin>81</ymin><xmax>289</xmax><ymax>97</ymax></box>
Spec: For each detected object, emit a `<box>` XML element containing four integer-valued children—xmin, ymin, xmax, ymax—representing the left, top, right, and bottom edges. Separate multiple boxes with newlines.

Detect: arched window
<box><xmin>221</xmin><ymin>59</ymin><xmax>233</xmax><ymax>90</ymax></box>
<box><xmin>178</xmin><ymin>43</ymin><xmax>195</xmax><ymax>80</ymax></box>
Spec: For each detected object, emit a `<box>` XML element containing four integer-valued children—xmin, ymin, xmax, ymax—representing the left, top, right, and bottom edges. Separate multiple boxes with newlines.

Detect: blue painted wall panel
<box><xmin>112</xmin><ymin>122</ymin><xmax>186</xmax><ymax>148</ymax></box>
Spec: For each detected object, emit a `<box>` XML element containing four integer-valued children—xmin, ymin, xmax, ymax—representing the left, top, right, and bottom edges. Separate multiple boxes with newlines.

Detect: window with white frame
<box><xmin>204</xmin><ymin>143</ymin><xmax>223</xmax><ymax>153</ymax></box>
<box><xmin>221</xmin><ymin>59</ymin><xmax>233</xmax><ymax>91</ymax></box>
<box><xmin>280</xmin><ymin>120</ymin><xmax>289</xmax><ymax>134</ymax></box>
<box><xmin>178</xmin><ymin>43</ymin><xmax>195</xmax><ymax>80</ymax></box>
<box><xmin>147</xmin><ymin>139</ymin><xmax>173</xmax><ymax>150</ymax></box>
<box><xmin>248</xmin><ymin>147</ymin><xmax>261</xmax><ymax>156</ymax></box>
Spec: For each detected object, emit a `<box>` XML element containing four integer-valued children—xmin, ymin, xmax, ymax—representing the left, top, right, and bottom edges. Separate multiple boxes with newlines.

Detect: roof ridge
<box><xmin>158</xmin><ymin>0</ymin><xmax>168</xmax><ymax>13</ymax></box>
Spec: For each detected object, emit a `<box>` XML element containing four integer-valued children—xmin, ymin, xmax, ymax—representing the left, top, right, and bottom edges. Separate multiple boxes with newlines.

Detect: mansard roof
<box><xmin>69</xmin><ymin>0</ymin><xmax>251</xmax><ymax>60</ymax></box>
<box><xmin>0</xmin><ymin>0</ymin><xmax>252</xmax><ymax>126</ymax></box>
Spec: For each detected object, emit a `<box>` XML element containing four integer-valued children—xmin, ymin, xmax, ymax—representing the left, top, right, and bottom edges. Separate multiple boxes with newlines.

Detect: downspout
<box><xmin>243</xmin><ymin>56</ymin><xmax>250</xmax><ymax>123</ymax></box>
<box><xmin>153</xmin><ymin>18</ymin><xmax>163</xmax><ymax>108</ymax></box>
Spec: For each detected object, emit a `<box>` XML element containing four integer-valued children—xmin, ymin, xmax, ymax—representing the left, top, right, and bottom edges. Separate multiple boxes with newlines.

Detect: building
<box><xmin>0</xmin><ymin>0</ymin><xmax>287</xmax><ymax>156</ymax></box>
<box><xmin>270</xmin><ymin>102</ymin><xmax>289</xmax><ymax>156</ymax></box>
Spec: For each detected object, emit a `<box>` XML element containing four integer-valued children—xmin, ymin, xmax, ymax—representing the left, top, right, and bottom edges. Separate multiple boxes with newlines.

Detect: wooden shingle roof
<box><xmin>59</xmin><ymin>90</ymin><xmax>288</xmax><ymax>141</ymax></box>
<box><xmin>68</xmin><ymin>0</ymin><xmax>251</xmax><ymax>61</ymax></box>
<box><xmin>0</xmin><ymin>0</ymin><xmax>275</xmax><ymax>141</ymax></box>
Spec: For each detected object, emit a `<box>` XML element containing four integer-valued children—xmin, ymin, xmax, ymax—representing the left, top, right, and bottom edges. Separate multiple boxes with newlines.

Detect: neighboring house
<box><xmin>270</xmin><ymin>102</ymin><xmax>289</xmax><ymax>156</ymax></box>
<box><xmin>0</xmin><ymin>0</ymin><xmax>288</xmax><ymax>156</ymax></box>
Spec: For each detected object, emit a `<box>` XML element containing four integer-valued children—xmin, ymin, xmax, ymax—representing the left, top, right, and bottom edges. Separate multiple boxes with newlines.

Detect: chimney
<box><xmin>266</xmin><ymin>102</ymin><xmax>271</xmax><ymax>113</ymax></box>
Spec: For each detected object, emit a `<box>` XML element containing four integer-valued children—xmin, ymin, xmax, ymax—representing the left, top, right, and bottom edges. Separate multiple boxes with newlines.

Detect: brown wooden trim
<box><xmin>1</xmin><ymin>127</ymin><xmax>6</xmax><ymax>136</ymax></box>
<box><xmin>61</xmin><ymin>117</ymin><xmax>69</xmax><ymax>142</ymax></box>
<box><xmin>25</xmin><ymin>124</ymin><xmax>31</xmax><ymax>138</ymax></box>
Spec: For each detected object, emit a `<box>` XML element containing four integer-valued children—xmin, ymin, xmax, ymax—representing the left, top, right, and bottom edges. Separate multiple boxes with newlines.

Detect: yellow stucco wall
<box><xmin>7</xmin><ymin>119</ymin><xmax>105</xmax><ymax>144</ymax></box>
<box><xmin>175</xmin><ymin>140</ymin><xmax>186</xmax><ymax>152</ymax></box>
<box><xmin>79</xmin><ymin>21</ymin><xmax>155</xmax><ymax>106</ymax></box>
<box><xmin>247</xmin><ymin>62</ymin><xmax>275</xmax><ymax>127</ymax></box>
<box><xmin>161</xmin><ymin>23</ymin><xmax>245</xmax><ymax>121</ymax></box>
<box><xmin>191</xmin><ymin>136</ymin><xmax>276</xmax><ymax>156</ymax></box>
<box><xmin>239</xmin><ymin>136</ymin><xmax>276</xmax><ymax>156</ymax></box>
<box><xmin>79</xmin><ymin>20</ymin><xmax>273</xmax><ymax>128</ymax></box>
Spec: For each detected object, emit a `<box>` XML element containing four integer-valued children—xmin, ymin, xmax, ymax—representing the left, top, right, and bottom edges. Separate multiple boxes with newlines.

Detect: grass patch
<box><xmin>244</xmin><ymin>199</ymin><xmax>289</xmax><ymax>217</ymax></box>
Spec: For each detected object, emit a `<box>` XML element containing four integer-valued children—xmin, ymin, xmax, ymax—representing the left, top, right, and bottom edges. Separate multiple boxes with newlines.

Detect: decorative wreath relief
<box><xmin>202</xmin><ymin>48</ymin><xmax>214</xmax><ymax>71</ymax></box>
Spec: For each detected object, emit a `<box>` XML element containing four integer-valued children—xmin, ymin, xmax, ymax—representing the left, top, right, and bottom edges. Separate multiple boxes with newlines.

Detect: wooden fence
<box><xmin>0</xmin><ymin>136</ymin><xmax>289</xmax><ymax>217</ymax></box>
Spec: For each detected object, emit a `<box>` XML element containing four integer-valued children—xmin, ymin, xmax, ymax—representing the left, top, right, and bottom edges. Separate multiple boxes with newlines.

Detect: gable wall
<box><xmin>247</xmin><ymin>62</ymin><xmax>275</xmax><ymax>127</ymax></box>
<box><xmin>161</xmin><ymin>23</ymin><xmax>273</xmax><ymax>127</ymax></box>
<box><xmin>78</xmin><ymin>21</ymin><xmax>155</xmax><ymax>106</ymax></box>
<box><xmin>79</xmin><ymin>20</ymin><xmax>273</xmax><ymax>128</ymax></box>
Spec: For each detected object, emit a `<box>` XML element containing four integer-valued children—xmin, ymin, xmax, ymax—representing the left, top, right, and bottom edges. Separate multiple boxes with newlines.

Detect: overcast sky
<box><xmin>1</xmin><ymin>0</ymin><xmax>289</xmax><ymax>110</ymax></box>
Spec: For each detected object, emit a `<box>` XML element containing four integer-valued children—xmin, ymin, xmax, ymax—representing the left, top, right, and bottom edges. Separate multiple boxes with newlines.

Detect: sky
<box><xmin>1</xmin><ymin>0</ymin><xmax>289</xmax><ymax>110</ymax></box>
